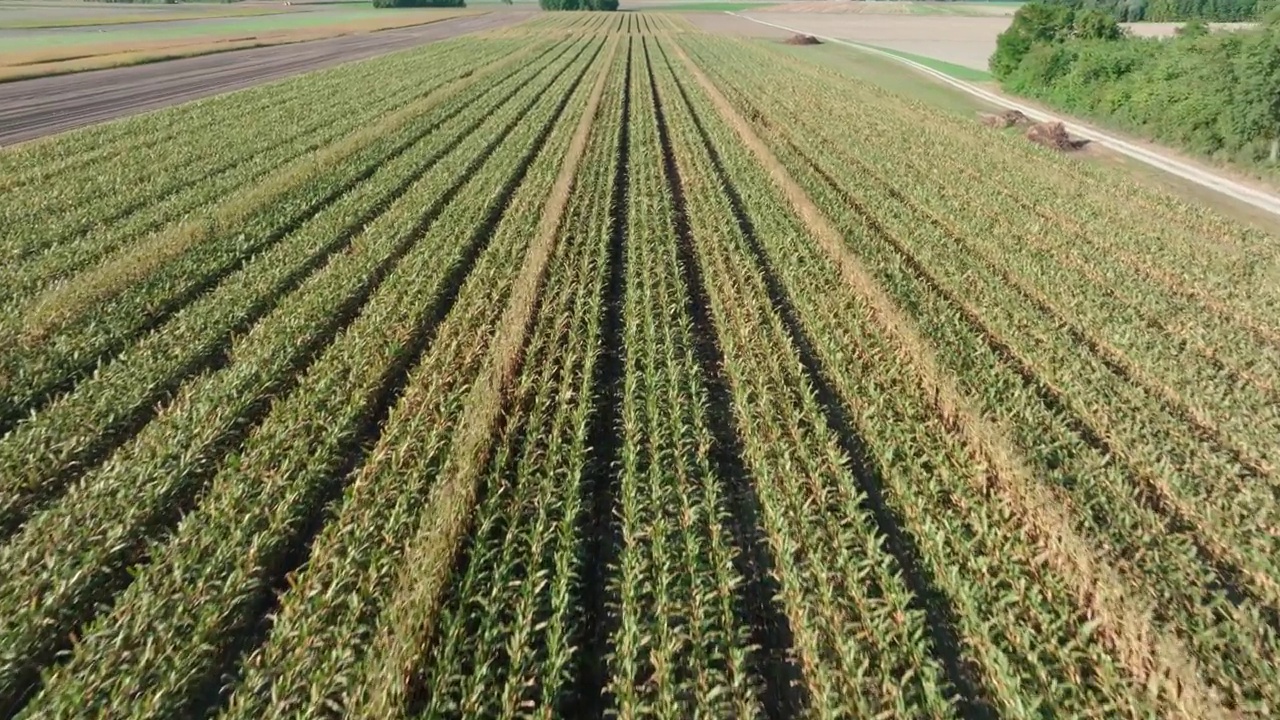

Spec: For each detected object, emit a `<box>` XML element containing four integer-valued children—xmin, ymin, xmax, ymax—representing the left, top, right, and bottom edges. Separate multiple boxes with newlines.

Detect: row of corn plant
<box><xmin>3</xmin><ymin>60</ymin><xmax>432</xmax><ymax>276</ymax></box>
<box><xmin>682</xmin><ymin>31</ymin><xmax>1280</xmax><ymax>555</ymax></box>
<box><xmin>0</xmin><ymin>36</ymin><xmax>501</xmax><ymax>265</ymax></box>
<box><xmin>762</xmin><ymin>35</ymin><xmax>1280</xmax><ymax>362</ymax></box>
<box><xmin>0</xmin><ymin>71</ymin><xmax>295</xmax><ymax>192</ymax></box>
<box><xmin>0</xmin><ymin>37</ymin><xmax>597</xmax><ymax>717</ymax></box>
<box><xmin>677</xmin><ymin>34</ymin><xmax>1280</xmax><ymax>711</ymax></box>
<box><xmin>414</xmin><ymin>34</ymin><xmax>627</xmax><ymax>717</ymax></box>
<box><xmin>648</xmin><ymin>31</ymin><xmax>958</xmax><ymax>720</ymax></box>
<box><xmin>0</xmin><ymin>39</ymin><xmax>542</xmax><ymax>434</ymax></box>
<box><xmin>688</xmin><ymin>23</ymin><xmax>1280</xmax><ymax>606</ymax></box>
<box><xmin>0</xmin><ymin>41</ymin><xmax>511</xmax><ymax>311</ymax></box>
<box><xmin>600</xmin><ymin>35</ymin><xmax>760</xmax><ymax>719</ymax></box>
<box><xmin>0</xmin><ymin>28</ymin><xmax>522</xmax><ymax>201</ymax></box>
<box><xmin>343</xmin><ymin>28</ymin><xmax>625</xmax><ymax>718</ymax></box>
<box><xmin>213</xmin><ymin>35</ymin><xmax>606</xmax><ymax>720</ymax></box>
<box><xmin>766</xmin><ymin>43</ymin><xmax>1280</xmax><ymax>338</ymax></box>
<box><xmin>0</xmin><ymin>36</ymin><xmax>570</xmax><ymax>539</ymax></box>
<box><xmin>960</xmin><ymin>114</ymin><xmax>1280</xmax><ymax>335</ymax></box>
<box><xmin>900</xmin><ymin>137</ymin><xmax>1280</xmax><ymax>404</ymax></box>
<box><xmin>8</xmin><ymin>34</ymin><xmax>597</xmax><ymax>720</ymax></box>
<box><xmin>6</xmin><ymin>43</ymin><xmax>550</xmax><ymax>350</ymax></box>
<box><xmin>730</xmin><ymin>53</ymin><xmax>1280</xmax><ymax>561</ymax></box>
<box><xmin>704</xmin><ymin>37</ymin><xmax>1280</xmax><ymax>478</ymax></box>
<box><xmin>842</xmin><ymin>96</ymin><xmax>1280</xmax><ymax>477</ymax></box>
<box><xmin>663</xmin><ymin>33</ymin><xmax>1188</xmax><ymax>717</ymax></box>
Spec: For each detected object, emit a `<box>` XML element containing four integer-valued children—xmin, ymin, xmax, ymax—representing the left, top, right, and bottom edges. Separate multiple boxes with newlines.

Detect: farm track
<box><xmin>0</xmin><ymin>12</ymin><xmax>532</xmax><ymax>146</ymax></box>
<box><xmin>1</xmin><ymin>12</ymin><xmax>1278</xmax><ymax>719</ymax></box>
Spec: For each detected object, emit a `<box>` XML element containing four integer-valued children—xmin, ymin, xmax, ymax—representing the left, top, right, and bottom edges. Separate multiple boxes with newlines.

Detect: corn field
<box><xmin>1</xmin><ymin>11</ymin><xmax>1278</xmax><ymax>719</ymax></box>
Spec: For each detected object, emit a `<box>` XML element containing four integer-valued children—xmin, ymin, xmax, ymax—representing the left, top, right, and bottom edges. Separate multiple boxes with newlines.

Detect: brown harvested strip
<box><xmin>664</xmin><ymin>37</ymin><xmax>1235</xmax><ymax>720</ymax></box>
<box><xmin>17</xmin><ymin>44</ymin><xmax>537</xmax><ymax>344</ymax></box>
<box><xmin>349</xmin><ymin>36</ymin><xmax>621</xmax><ymax>718</ymax></box>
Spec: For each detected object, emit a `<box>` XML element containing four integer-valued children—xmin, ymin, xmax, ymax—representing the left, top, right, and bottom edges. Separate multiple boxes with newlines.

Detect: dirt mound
<box><xmin>1026</xmin><ymin>121</ymin><xmax>1086</xmax><ymax>151</ymax></box>
<box><xmin>979</xmin><ymin>109</ymin><xmax>1031</xmax><ymax>129</ymax></box>
<box><xmin>783</xmin><ymin>34</ymin><xmax>823</xmax><ymax>45</ymax></box>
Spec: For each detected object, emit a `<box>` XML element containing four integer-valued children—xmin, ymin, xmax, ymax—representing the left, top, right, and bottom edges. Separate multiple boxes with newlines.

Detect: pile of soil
<box><xmin>1026</xmin><ymin>121</ymin><xmax>1086</xmax><ymax>151</ymax></box>
<box><xmin>783</xmin><ymin>34</ymin><xmax>822</xmax><ymax>46</ymax></box>
<box><xmin>979</xmin><ymin>109</ymin><xmax>1031</xmax><ymax>129</ymax></box>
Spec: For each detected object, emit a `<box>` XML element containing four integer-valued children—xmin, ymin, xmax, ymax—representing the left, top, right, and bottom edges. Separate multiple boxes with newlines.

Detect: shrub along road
<box><xmin>0</xmin><ymin>11</ymin><xmax>530</xmax><ymax>147</ymax></box>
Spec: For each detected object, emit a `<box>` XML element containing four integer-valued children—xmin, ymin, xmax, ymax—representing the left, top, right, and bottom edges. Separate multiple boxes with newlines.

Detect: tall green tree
<box><xmin>1230</xmin><ymin>27</ymin><xmax>1280</xmax><ymax>160</ymax></box>
<box><xmin>991</xmin><ymin>2</ymin><xmax>1076</xmax><ymax>79</ymax></box>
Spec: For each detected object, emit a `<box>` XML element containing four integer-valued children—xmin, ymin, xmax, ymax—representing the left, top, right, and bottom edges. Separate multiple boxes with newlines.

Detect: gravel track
<box><xmin>0</xmin><ymin>12</ymin><xmax>530</xmax><ymax>147</ymax></box>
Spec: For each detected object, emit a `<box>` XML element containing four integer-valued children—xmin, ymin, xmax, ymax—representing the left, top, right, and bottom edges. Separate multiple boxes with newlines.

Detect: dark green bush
<box><xmin>995</xmin><ymin>3</ymin><xmax>1280</xmax><ymax>166</ymax></box>
<box><xmin>990</xmin><ymin>3</ymin><xmax>1119</xmax><ymax>78</ymax></box>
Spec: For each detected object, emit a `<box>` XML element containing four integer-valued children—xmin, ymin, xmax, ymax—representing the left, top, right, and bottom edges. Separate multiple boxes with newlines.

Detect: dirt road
<box><xmin>0</xmin><ymin>11</ymin><xmax>530</xmax><ymax>146</ymax></box>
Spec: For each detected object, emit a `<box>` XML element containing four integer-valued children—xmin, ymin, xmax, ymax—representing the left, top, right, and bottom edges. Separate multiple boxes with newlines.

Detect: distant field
<box><xmin>767</xmin><ymin>34</ymin><xmax>999</xmax><ymax>111</ymax></box>
<box><xmin>0</xmin><ymin>6</ymin><xmax>475</xmax><ymax>80</ymax></box>
<box><xmin>2</xmin><ymin>8</ymin><xmax>462</xmax><ymax>51</ymax></box>
<box><xmin>730</xmin><ymin>10</ymin><xmax>1009</xmax><ymax>69</ymax></box>
<box><xmin>0</xmin><ymin>5</ymin><xmax>288</xmax><ymax>29</ymax></box>
<box><xmin>1124</xmin><ymin>19</ymin><xmax>1255</xmax><ymax>35</ymax></box>
<box><xmin>1</xmin><ymin>11</ymin><xmax>1278</xmax><ymax>719</ymax></box>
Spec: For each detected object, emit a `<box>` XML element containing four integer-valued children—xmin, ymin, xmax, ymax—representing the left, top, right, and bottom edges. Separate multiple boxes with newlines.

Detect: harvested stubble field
<box><xmin>1</xmin><ymin>10</ymin><xmax>1279</xmax><ymax>719</ymax></box>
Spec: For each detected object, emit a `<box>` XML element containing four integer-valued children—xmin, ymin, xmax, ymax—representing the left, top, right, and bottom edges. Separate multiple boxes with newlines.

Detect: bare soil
<box><xmin>0</xmin><ymin>12</ymin><xmax>478</xmax><ymax>82</ymax></box>
<box><xmin>686</xmin><ymin>11</ymin><xmax>817</xmax><ymax>38</ymax></box>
